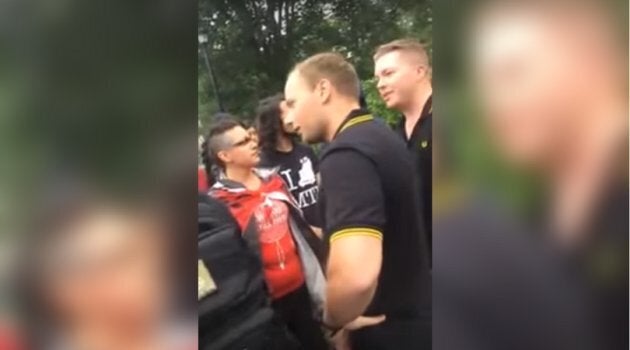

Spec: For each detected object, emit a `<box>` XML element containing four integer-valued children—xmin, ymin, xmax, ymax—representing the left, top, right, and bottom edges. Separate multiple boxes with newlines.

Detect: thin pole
<box><xmin>200</xmin><ymin>42</ymin><xmax>225</xmax><ymax>112</ymax></box>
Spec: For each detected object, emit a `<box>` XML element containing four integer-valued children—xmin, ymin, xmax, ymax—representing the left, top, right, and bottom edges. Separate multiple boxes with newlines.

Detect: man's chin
<box><xmin>301</xmin><ymin>134</ymin><xmax>324</xmax><ymax>145</ymax></box>
<box><xmin>385</xmin><ymin>99</ymin><xmax>400</xmax><ymax>110</ymax></box>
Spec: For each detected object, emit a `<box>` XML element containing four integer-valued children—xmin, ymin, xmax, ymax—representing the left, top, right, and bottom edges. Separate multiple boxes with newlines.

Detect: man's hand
<box><xmin>310</xmin><ymin>226</ymin><xmax>323</xmax><ymax>239</ymax></box>
<box><xmin>344</xmin><ymin>315</ymin><xmax>386</xmax><ymax>331</ymax></box>
<box><xmin>330</xmin><ymin>315</ymin><xmax>386</xmax><ymax>350</ymax></box>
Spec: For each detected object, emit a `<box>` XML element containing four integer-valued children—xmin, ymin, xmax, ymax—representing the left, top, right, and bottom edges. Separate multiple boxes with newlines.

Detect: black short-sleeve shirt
<box><xmin>394</xmin><ymin>96</ymin><xmax>432</xmax><ymax>255</ymax></box>
<box><xmin>319</xmin><ymin>109</ymin><xmax>431</xmax><ymax>322</ymax></box>
<box><xmin>259</xmin><ymin>142</ymin><xmax>321</xmax><ymax>227</ymax></box>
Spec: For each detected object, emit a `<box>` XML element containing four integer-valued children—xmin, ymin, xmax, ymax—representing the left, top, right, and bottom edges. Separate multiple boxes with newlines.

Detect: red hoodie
<box><xmin>211</xmin><ymin>174</ymin><xmax>305</xmax><ymax>300</ymax></box>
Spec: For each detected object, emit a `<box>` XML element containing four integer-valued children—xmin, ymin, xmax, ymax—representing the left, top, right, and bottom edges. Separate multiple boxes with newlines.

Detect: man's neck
<box><xmin>325</xmin><ymin>100</ymin><xmax>362</xmax><ymax>142</ymax></box>
<box><xmin>276</xmin><ymin>133</ymin><xmax>294</xmax><ymax>153</ymax></box>
<box><xmin>401</xmin><ymin>85</ymin><xmax>432</xmax><ymax>125</ymax></box>
<box><xmin>226</xmin><ymin>166</ymin><xmax>260</xmax><ymax>190</ymax></box>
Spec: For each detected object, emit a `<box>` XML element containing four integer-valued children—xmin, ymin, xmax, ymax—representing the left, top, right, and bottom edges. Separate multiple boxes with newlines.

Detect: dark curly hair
<box><xmin>255</xmin><ymin>93</ymin><xmax>285</xmax><ymax>153</ymax></box>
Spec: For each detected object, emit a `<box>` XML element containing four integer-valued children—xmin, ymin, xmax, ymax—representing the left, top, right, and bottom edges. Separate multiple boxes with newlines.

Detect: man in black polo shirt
<box><xmin>374</xmin><ymin>39</ymin><xmax>433</xmax><ymax>261</ymax></box>
<box><xmin>284</xmin><ymin>52</ymin><xmax>431</xmax><ymax>349</ymax></box>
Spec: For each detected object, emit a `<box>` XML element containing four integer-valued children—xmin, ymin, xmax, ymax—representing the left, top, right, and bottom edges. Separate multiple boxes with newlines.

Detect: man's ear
<box><xmin>317</xmin><ymin>79</ymin><xmax>332</xmax><ymax>104</ymax></box>
<box><xmin>217</xmin><ymin>150</ymin><xmax>230</xmax><ymax>165</ymax></box>
<box><xmin>416</xmin><ymin>65</ymin><xmax>428</xmax><ymax>81</ymax></box>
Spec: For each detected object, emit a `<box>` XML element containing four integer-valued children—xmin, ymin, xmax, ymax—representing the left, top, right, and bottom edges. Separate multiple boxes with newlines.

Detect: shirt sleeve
<box><xmin>320</xmin><ymin>149</ymin><xmax>385</xmax><ymax>243</ymax></box>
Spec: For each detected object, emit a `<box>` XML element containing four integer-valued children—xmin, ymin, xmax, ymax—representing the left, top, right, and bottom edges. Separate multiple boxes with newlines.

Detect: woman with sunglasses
<box><xmin>202</xmin><ymin>118</ymin><xmax>329</xmax><ymax>350</ymax></box>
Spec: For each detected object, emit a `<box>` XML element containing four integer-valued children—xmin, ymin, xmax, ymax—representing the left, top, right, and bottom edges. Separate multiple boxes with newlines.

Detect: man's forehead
<box><xmin>375</xmin><ymin>50</ymin><xmax>415</xmax><ymax>71</ymax></box>
<box><xmin>473</xmin><ymin>15</ymin><xmax>548</xmax><ymax>67</ymax></box>
<box><xmin>285</xmin><ymin>71</ymin><xmax>303</xmax><ymax>90</ymax></box>
<box><xmin>45</xmin><ymin>210</ymin><xmax>145</xmax><ymax>263</ymax></box>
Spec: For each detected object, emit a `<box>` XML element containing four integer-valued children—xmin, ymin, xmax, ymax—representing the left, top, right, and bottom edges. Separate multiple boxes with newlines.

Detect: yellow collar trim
<box><xmin>339</xmin><ymin>114</ymin><xmax>373</xmax><ymax>133</ymax></box>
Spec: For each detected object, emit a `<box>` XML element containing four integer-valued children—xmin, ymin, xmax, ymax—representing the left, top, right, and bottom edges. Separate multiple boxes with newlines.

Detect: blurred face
<box><xmin>374</xmin><ymin>51</ymin><xmax>426</xmax><ymax>110</ymax></box>
<box><xmin>42</xmin><ymin>209</ymin><xmax>168</xmax><ymax>330</ymax></box>
<box><xmin>471</xmin><ymin>11</ymin><xmax>587</xmax><ymax>166</ymax></box>
<box><xmin>278</xmin><ymin>100</ymin><xmax>296</xmax><ymax>134</ymax></box>
<box><xmin>284</xmin><ymin>71</ymin><xmax>328</xmax><ymax>143</ymax></box>
<box><xmin>218</xmin><ymin>126</ymin><xmax>260</xmax><ymax>169</ymax></box>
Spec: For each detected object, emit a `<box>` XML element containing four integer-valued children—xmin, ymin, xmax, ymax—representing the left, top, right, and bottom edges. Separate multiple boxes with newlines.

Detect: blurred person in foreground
<box><xmin>373</xmin><ymin>38</ymin><xmax>433</xmax><ymax>262</ymax></box>
<box><xmin>256</xmin><ymin>94</ymin><xmax>321</xmax><ymax>229</ymax></box>
<box><xmin>1</xmin><ymin>240</ymin><xmax>23</xmax><ymax>350</ymax></box>
<box><xmin>284</xmin><ymin>52</ymin><xmax>431</xmax><ymax>349</ymax></box>
<box><xmin>19</xmin><ymin>191</ymin><xmax>195</xmax><ymax>350</ymax></box>
<box><xmin>435</xmin><ymin>1</ymin><xmax>627</xmax><ymax>349</ymax></box>
<box><xmin>204</xmin><ymin>119</ymin><xmax>329</xmax><ymax>350</ymax></box>
<box><xmin>0</xmin><ymin>322</ymin><xmax>22</xmax><ymax>350</ymax></box>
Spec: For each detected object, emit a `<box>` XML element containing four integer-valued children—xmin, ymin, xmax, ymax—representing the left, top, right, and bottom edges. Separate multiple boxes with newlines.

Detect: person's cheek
<box><xmin>296</xmin><ymin>105</ymin><xmax>306</xmax><ymax>126</ymax></box>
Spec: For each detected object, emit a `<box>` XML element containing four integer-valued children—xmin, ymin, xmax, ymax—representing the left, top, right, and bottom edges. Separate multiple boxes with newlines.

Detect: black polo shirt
<box><xmin>319</xmin><ymin>109</ymin><xmax>431</xmax><ymax>347</ymax></box>
<box><xmin>394</xmin><ymin>96</ymin><xmax>432</xmax><ymax>257</ymax></box>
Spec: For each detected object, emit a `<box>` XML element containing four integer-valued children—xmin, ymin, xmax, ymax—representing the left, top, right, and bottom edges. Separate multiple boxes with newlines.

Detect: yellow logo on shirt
<box><xmin>421</xmin><ymin>140</ymin><xmax>429</xmax><ymax>149</ymax></box>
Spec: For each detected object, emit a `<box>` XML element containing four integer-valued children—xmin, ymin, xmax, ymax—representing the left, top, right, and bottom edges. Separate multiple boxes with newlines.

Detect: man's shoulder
<box><xmin>319</xmin><ymin>139</ymin><xmax>364</xmax><ymax>163</ymax></box>
<box><xmin>325</xmin><ymin>120</ymin><xmax>406</xmax><ymax>158</ymax></box>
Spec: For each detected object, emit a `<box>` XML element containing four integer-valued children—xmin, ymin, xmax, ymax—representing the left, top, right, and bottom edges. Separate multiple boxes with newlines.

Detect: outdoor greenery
<box><xmin>198</xmin><ymin>0</ymin><xmax>433</xmax><ymax>132</ymax></box>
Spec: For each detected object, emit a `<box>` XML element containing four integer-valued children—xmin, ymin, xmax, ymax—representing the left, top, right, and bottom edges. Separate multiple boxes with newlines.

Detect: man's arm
<box><xmin>325</xmin><ymin>234</ymin><xmax>382</xmax><ymax>327</ymax></box>
<box><xmin>319</xmin><ymin>149</ymin><xmax>386</xmax><ymax>328</ymax></box>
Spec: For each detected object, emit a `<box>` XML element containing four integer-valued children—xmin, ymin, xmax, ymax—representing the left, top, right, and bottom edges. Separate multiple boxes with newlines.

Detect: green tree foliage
<box><xmin>198</xmin><ymin>0</ymin><xmax>432</xmax><ymax>131</ymax></box>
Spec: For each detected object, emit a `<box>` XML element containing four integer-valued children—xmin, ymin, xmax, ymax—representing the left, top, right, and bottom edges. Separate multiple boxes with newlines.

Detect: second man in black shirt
<box><xmin>374</xmin><ymin>38</ymin><xmax>433</xmax><ymax>262</ymax></box>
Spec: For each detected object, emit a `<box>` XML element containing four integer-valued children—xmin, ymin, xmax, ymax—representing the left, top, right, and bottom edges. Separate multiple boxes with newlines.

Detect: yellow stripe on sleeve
<box><xmin>329</xmin><ymin>227</ymin><xmax>383</xmax><ymax>243</ymax></box>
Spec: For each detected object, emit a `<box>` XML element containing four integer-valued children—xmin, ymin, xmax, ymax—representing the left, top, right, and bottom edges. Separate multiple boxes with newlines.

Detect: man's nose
<box><xmin>284</xmin><ymin>109</ymin><xmax>296</xmax><ymax>125</ymax></box>
<box><xmin>376</xmin><ymin>78</ymin><xmax>386</xmax><ymax>91</ymax></box>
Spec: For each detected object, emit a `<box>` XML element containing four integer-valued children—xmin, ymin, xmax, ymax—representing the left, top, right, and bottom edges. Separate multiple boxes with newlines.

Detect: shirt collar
<box><xmin>421</xmin><ymin>95</ymin><xmax>433</xmax><ymax>118</ymax></box>
<box><xmin>396</xmin><ymin>94</ymin><xmax>433</xmax><ymax>130</ymax></box>
<box><xmin>332</xmin><ymin>108</ymin><xmax>373</xmax><ymax>139</ymax></box>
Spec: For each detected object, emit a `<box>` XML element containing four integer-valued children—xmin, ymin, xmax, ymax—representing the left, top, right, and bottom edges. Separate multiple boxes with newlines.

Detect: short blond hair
<box><xmin>291</xmin><ymin>52</ymin><xmax>360</xmax><ymax>99</ymax></box>
<box><xmin>374</xmin><ymin>38</ymin><xmax>430</xmax><ymax>67</ymax></box>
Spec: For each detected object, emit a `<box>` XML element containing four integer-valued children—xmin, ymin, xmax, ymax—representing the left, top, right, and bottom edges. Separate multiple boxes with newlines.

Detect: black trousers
<box><xmin>350</xmin><ymin>317</ymin><xmax>431</xmax><ymax>350</ymax></box>
<box><xmin>272</xmin><ymin>284</ymin><xmax>330</xmax><ymax>350</ymax></box>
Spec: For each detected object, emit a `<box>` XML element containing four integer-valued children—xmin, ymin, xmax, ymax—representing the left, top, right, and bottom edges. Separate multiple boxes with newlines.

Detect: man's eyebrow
<box><xmin>375</xmin><ymin>67</ymin><xmax>390</xmax><ymax>75</ymax></box>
